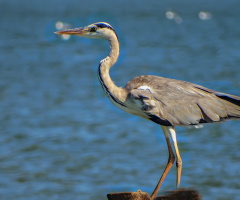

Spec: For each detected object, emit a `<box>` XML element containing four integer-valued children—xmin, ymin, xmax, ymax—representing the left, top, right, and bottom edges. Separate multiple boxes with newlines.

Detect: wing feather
<box><xmin>126</xmin><ymin>75</ymin><xmax>240</xmax><ymax>126</ymax></box>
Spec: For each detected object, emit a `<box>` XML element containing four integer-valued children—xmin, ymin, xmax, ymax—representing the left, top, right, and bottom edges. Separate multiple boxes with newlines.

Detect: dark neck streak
<box><xmin>98</xmin><ymin>33</ymin><xmax>127</xmax><ymax>106</ymax></box>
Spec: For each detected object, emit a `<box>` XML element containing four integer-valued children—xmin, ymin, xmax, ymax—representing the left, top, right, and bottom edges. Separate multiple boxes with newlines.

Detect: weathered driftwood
<box><xmin>107</xmin><ymin>188</ymin><xmax>201</xmax><ymax>200</ymax></box>
<box><xmin>107</xmin><ymin>190</ymin><xmax>150</xmax><ymax>200</ymax></box>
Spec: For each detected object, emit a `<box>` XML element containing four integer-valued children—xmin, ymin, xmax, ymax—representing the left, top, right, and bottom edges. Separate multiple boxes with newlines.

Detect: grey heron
<box><xmin>55</xmin><ymin>22</ymin><xmax>240</xmax><ymax>200</ymax></box>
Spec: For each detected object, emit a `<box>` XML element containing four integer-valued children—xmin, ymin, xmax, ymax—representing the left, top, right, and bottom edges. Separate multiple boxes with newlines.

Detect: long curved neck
<box><xmin>98</xmin><ymin>31</ymin><xmax>127</xmax><ymax>104</ymax></box>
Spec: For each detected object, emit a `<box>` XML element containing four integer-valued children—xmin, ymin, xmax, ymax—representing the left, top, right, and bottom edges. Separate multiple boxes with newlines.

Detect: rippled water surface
<box><xmin>1</xmin><ymin>0</ymin><xmax>240</xmax><ymax>199</ymax></box>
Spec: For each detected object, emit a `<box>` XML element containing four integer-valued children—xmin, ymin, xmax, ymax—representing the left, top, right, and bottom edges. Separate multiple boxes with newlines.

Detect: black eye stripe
<box><xmin>95</xmin><ymin>23</ymin><xmax>113</xmax><ymax>30</ymax></box>
<box><xmin>91</xmin><ymin>22</ymin><xmax>119</xmax><ymax>40</ymax></box>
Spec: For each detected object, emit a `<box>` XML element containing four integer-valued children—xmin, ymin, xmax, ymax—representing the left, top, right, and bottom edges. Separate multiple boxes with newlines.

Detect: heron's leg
<box><xmin>168</xmin><ymin>127</ymin><xmax>182</xmax><ymax>188</ymax></box>
<box><xmin>150</xmin><ymin>126</ymin><xmax>175</xmax><ymax>200</ymax></box>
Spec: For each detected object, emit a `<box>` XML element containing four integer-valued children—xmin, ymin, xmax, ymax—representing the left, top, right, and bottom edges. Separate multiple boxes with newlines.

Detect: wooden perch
<box><xmin>107</xmin><ymin>188</ymin><xmax>201</xmax><ymax>200</ymax></box>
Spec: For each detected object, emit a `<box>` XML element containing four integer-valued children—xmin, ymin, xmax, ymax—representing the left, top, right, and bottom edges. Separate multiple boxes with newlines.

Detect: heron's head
<box><xmin>55</xmin><ymin>22</ymin><xmax>117</xmax><ymax>40</ymax></box>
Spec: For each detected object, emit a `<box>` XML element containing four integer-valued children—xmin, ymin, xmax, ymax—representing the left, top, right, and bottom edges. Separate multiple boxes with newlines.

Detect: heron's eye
<box><xmin>90</xmin><ymin>26</ymin><xmax>97</xmax><ymax>32</ymax></box>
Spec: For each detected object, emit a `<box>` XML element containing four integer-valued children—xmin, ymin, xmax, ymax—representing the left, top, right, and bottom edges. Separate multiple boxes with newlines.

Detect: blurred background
<box><xmin>1</xmin><ymin>0</ymin><xmax>240</xmax><ymax>199</ymax></box>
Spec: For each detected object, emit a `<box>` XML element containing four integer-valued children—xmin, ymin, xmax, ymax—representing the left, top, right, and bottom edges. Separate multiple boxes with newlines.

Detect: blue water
<box><xmin>1</xmin><ymin>0</ymin><xmax>240</xmax><ymax>199</ymax></box>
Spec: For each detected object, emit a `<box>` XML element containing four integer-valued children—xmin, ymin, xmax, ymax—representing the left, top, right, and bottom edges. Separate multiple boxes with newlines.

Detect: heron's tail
<box><xmin>215</xmin><ymin>92</ymin><xmax>240</xmax><ymax>106</ymax></box>
<box><xmin>215</xmin><ymin>92</ymin><xmax>240</xmax><ymax>120</ymax></box>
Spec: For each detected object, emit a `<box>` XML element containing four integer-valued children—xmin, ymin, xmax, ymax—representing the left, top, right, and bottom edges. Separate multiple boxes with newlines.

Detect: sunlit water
<box><xmin>1</xmin><ymin>0</ymin><xmax>240</xmax><ymax>199</ymax></box>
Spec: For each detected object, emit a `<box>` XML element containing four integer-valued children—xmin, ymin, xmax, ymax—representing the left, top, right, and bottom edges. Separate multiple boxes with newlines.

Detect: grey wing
<box><xmin>128</xmin><ymin>80</ymin><xmax>240</xmax><ymax>126</ymax></box>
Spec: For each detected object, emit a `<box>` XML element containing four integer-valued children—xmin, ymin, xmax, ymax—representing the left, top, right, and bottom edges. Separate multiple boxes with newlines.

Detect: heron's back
<box><xmin>124</xmin><ymin>75</ymin><xmax>240</xmax><ymax>126</ymax></box>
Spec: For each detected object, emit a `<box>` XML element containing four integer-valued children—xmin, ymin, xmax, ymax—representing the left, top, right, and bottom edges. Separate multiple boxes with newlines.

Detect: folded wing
<box><xmin>126</xmin><ymin>76</ymin><xmax>240</xmax><ymax>126</ymax></box>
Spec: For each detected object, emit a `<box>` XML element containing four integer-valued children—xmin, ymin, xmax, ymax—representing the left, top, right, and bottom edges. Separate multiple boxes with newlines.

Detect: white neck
<box><xmin>98</xmin><ymin>29</ymin><xmax>127</xmax><ymax>104</ymax></box>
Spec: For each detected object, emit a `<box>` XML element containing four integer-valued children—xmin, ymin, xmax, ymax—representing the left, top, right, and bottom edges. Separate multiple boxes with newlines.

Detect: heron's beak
<box><xmin>55</xmin><ymin>27</ymin><xmax>88</xmax><ymax>36</ymax></box>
